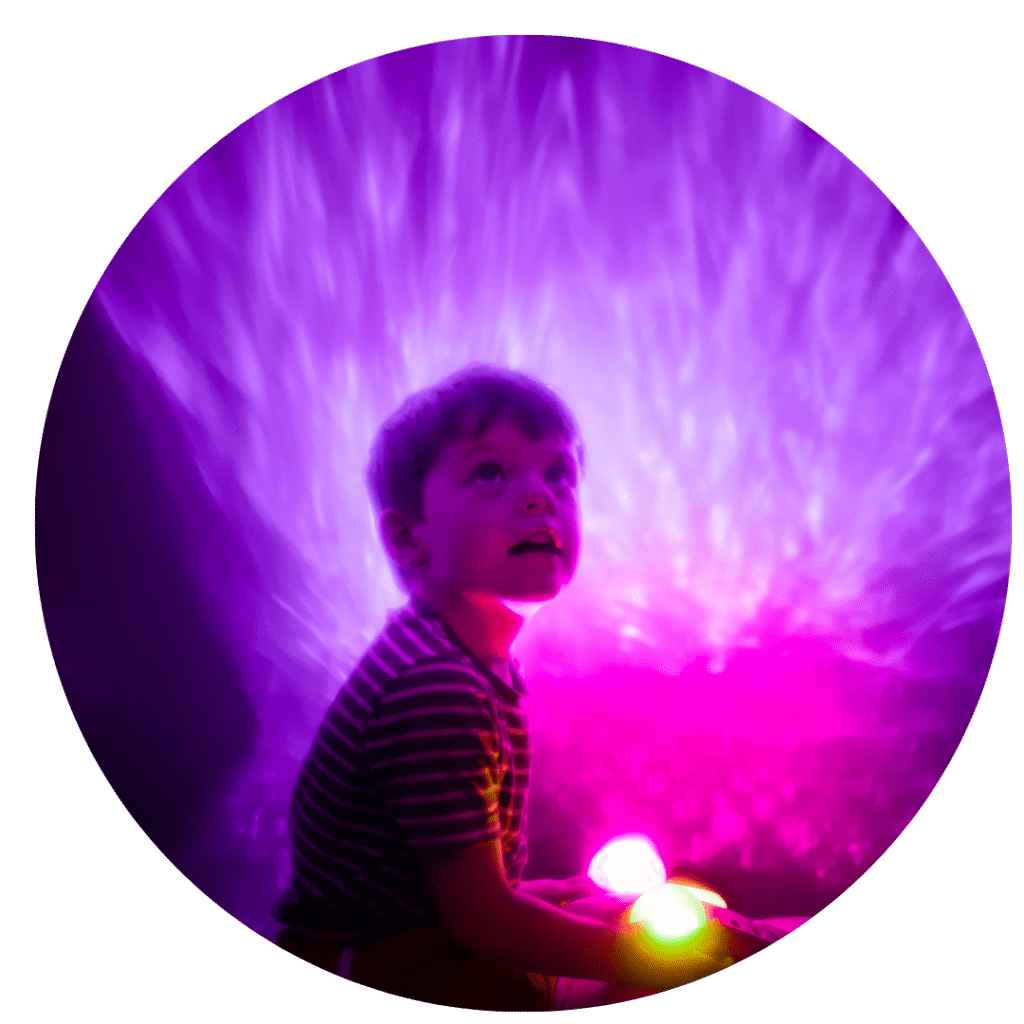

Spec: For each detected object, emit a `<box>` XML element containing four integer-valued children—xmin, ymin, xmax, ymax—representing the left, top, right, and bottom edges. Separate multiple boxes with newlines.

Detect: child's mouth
<box><xmin>508</xmin><ymin>529</ymin><xmax>563</xmax><ymax>556</ymax></box>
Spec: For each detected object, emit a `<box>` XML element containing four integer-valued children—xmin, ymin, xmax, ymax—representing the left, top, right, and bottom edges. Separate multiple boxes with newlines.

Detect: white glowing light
<box><xmin>587</xmin><ymin>834</ymin><xmax>667</xmax><ymax>895</ymax></box>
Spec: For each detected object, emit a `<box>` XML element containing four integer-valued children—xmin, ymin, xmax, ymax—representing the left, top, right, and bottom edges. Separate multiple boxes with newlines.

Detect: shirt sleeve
<box><xmin>365</xmin><ymin>660</ymin><xmax>508</xmax><ymax>854</ymax></box>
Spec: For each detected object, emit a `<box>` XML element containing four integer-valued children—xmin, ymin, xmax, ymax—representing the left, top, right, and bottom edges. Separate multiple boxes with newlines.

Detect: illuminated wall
<box><xmin>37</xmin><ymin>37</ymin><xmax>1009</xmax><ymax>935</ymax></box>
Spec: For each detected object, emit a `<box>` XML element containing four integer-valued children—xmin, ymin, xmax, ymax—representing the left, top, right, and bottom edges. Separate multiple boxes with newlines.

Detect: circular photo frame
<box><xmin>33</xmin><ymin>30</ymin><xmax>1012</xmax><ymax>1016</ymax></box>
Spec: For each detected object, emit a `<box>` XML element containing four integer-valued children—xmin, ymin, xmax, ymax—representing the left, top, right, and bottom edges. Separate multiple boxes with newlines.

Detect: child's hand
<box><xmin>559</xmin><ymin>892</ymin><xmax>634</xmax><ymax>923</ymax></box>
<box><xmin>613</xmin><ymin>919</ymin><xmax>735</xmax><ymax>990</ymax></box>
<box><xmin>518</xmin><ymin>875</ymin><xmax>602</xmax><ymax>906</ymax></box>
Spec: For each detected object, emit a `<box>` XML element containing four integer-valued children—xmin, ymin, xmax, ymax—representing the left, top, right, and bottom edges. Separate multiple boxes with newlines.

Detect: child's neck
<box><xmin>420</xmin><ymin>589</ymin><xmax>524</xmax><ymax>684</ymax></box>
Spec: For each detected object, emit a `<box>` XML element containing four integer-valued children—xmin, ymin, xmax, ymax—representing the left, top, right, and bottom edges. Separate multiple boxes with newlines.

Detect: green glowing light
<box><xmin>628</xmin><ymin>883</ymin><xmax>707</xmax><ymax>946</ymax></box>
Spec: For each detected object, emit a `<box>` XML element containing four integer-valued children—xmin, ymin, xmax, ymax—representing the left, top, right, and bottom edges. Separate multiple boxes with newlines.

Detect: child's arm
<box><xmin>517</xmin><ymin>874</ymin><xmax>600</xmax><ymax>906</ymax></box>
<box><xmin>420</xmin><ymin>840</ymin><xmax>729</xmax><ymax>987</ymax></box>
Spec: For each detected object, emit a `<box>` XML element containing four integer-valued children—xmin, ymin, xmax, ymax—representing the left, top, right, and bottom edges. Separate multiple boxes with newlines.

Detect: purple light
<box><xmin>39</xmin><ymin>36</ymin><xmax>1010</xmax><ymax>935</ymax></box>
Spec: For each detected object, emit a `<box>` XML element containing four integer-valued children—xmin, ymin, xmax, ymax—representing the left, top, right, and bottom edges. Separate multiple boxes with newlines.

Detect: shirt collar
<box><xmin>408</xmin><ymin>597</ymin><xmax>529</xmax><ymax>698</ymax></box>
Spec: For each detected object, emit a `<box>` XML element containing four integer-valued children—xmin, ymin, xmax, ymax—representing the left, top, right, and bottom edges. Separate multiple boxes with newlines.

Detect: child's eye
<box><xmin>546</xmin><ymin>462</ymin><xmax>577</xmax><ymax>487</ymax></box>
<box><xmin>469</xmin><ymin>461</ymin><xmax>504</xmax><ymax>484</ymax></box>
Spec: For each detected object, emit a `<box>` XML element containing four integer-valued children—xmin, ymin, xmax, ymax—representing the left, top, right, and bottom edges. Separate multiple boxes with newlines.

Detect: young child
<box><xmin>273</xmin><ymin>365</ymin><xmax>727</xmax><ymax>1009</ymax></box>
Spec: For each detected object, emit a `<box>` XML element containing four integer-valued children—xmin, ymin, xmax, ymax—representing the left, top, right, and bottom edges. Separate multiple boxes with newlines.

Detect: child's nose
<box><xmin>520</xmin><ymin>488</ymin><xmax>554</xmax><ymax>515</ymax></box>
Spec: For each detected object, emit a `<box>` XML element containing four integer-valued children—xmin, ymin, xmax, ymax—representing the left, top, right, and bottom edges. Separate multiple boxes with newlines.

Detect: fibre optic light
<box><xmin>587</xmin><ymin>834</ymin><xmax>667</xmax><ymax>895</ymax></box>
<box><xmin>629</xmin><ymin>883</ymin><xmax>706</xmax><ymax>945</ymax></box>
<box><xmin>676</xmin><ymin>885</ymin><xmax>727</xmax><ymax>909</ymax></box>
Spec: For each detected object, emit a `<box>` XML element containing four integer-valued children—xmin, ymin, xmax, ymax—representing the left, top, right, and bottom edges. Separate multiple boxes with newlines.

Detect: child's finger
<box><xmin>562</xmin><ymin>874</ymin><xmax>601</xmax><ymax>898</ymax></box>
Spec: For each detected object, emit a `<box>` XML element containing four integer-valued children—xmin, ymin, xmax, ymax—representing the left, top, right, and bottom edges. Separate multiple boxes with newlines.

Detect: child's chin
<box><xmin>503</xmin><ymin>583</ymin><xmax>562</xmax><ymax>603</ymax></box>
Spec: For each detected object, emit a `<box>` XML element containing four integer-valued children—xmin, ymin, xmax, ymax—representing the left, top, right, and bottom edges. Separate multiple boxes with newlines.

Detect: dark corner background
<box><xmin>36</xmin><ymin>298</ymin><xmax>262</xmax><ymax>919</ymax></box>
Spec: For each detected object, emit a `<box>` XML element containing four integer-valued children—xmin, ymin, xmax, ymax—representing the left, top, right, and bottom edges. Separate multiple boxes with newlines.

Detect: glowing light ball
<box><xmin>587</xmin><ymin>834</ymin><xmax>667</xmax><ymax>895</ymax></box>
<box><xmin>629</xmin><ymin>883</ymin><xmax>707</xmax><ymax>946</ymax></box>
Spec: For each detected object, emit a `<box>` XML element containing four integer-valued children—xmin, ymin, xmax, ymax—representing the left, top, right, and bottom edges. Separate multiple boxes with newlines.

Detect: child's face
<box><xmin>412</xmin><ymin>415</ymin><xmax>581</xmax><ymax>604</ymax></box>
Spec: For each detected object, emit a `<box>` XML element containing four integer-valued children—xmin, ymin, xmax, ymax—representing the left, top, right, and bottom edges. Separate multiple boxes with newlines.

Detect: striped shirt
<box><xmin>274</xmin><ymin>598</ymin><xmax>531</xmax><ymax>935</ymax></box>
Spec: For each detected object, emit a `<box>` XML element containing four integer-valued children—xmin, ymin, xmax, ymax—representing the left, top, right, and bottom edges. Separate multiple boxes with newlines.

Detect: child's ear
<box><xmin>379</xmin><ymin>508</ymin><xmax>428</xmax><ymax>569</ymax></box>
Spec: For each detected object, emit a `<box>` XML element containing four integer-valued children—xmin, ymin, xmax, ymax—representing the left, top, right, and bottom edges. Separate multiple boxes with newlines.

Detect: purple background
<box><xmin>36</xmin><ymin>37</ymin><xmax>1009</xmax><ymax>939</ymax></box>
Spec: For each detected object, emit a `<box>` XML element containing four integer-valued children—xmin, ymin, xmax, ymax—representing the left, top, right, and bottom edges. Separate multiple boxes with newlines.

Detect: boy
<box><xmin>273</xmin><ymin>365</ymin><xmax>728</xmax><ymax>1009</ymax></box>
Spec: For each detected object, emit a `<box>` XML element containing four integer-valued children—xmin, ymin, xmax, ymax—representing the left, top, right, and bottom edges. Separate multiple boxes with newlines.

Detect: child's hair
<box><xmin>366</xmin><ymin>364</ymin><xmax>585</xmax><ymax>520</ymax></box>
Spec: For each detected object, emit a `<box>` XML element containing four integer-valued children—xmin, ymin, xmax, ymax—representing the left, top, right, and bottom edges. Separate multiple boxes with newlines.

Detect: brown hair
<box><xmin>366</xmin><ymin>364</ymin><xmax>584</xmax><ymax>520</ymax></box>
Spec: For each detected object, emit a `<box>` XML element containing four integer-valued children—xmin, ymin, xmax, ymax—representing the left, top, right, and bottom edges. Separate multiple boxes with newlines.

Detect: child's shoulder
<box><xmin>342</xmin><ymin>602</ymin><xmax>484</xmax><ymax>703</ymax></box>
<box><xmin>379</xmin><ymin>600</ymin><xmax>461</xmax><ymax>664</ymax></box>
